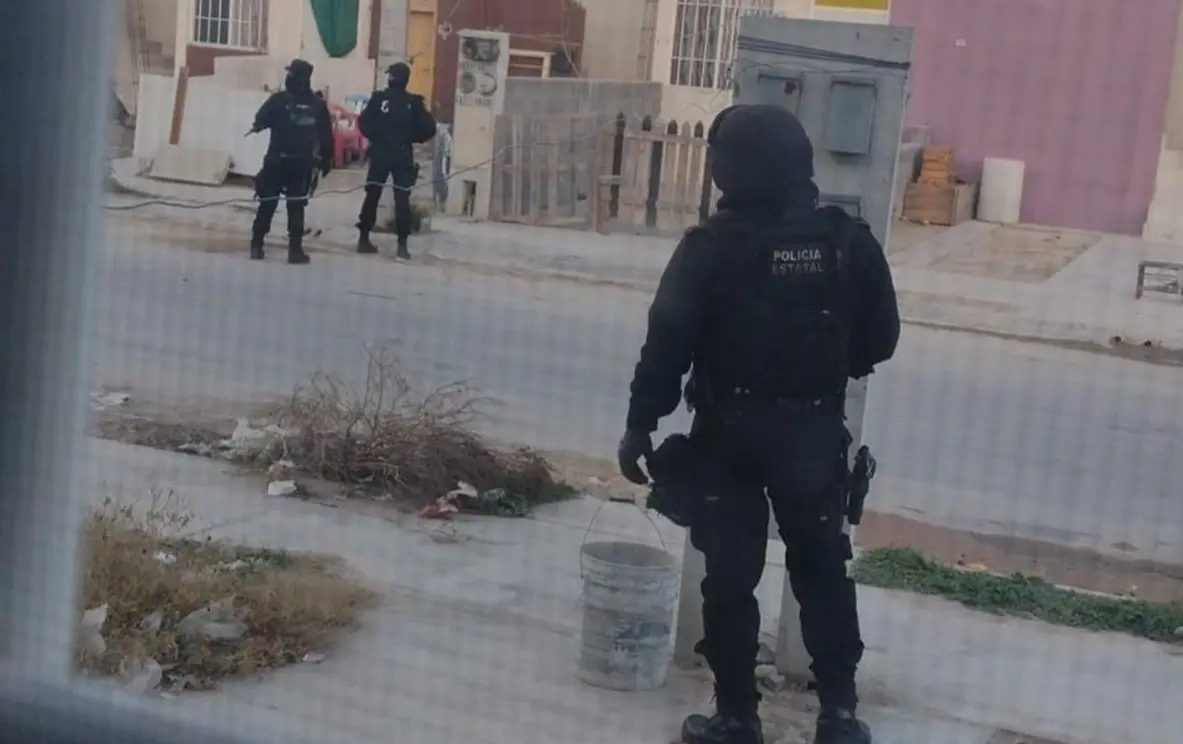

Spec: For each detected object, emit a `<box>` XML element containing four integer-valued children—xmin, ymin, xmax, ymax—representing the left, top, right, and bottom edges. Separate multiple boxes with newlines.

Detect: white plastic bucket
<box><xmin>578</xmin><ymin>540</ymin><xmax>680</xmax><ymax>691</ymax></box>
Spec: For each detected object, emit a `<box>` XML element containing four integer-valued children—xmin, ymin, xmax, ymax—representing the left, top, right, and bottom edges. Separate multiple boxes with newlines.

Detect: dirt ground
<box><xmin>886</xmin><ymin>220</ymin><xmax>950</xmax><ymax>255</ymax></box>
<box><xmin>928</xmin><ymin>224</ymin><xmax>1099</xmax><ymax>283</ymax></box>
<box><xmin>857</xmin><ymin>510</ymin><xmax>1183</xmax><ymax>603</ymax></box>
<box><xmin>90</xmin><ymin>398</ymin><xmax>1183</xmax><ymax>605</ymax></box>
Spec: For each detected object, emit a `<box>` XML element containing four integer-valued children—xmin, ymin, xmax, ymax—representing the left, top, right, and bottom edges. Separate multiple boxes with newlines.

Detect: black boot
<box><xmin>357</xmin><ymin>229</ymin><xmax>378</xmax><ymax>254</ymax></box>
<box><xmin>249</xmin><ymin>237</ymin><xmax>265</xmax><ymax>261</ymax></box>
<box><xmin>814</xmin><ymin>708</ymin><xmax>870</xmax><ymax>744</ymax></box>
<box><xmin>681</xmin><ymin>712</ymin><xmax>763</xmax><ymax>744</ymax></box>
<box><xmin>396</xmin><ymin>236</ymin><xmax>410</xmax><ymax>259</ymax></box>
<box><xmin>287</xmin><ymin>238</ymin><xmax>310</xmax><ymax>265</ymax></box>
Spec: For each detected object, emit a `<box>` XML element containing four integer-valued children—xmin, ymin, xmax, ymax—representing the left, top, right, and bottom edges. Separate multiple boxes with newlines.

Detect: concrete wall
<box><xmin>892</xmin><ymin>0</ymin><xmax>1180</xmax><ymax>235</ymax></box>
<box><xmin>140</xmin><ymin>0</ymin><xmax>180</xmax><ymax>57</ymax></box>
<box><xmin>580</xmin><ymin>0</ymin><xmax>650</xmax><ymax>80</ymax></box>
<box><xmin>1144</xmin><ymin>4</ymin><xmax>1183</xmax><ymax>243</ymax></box>
<box><xmin>176</xmin><ymin>0</ymin><xmax>377</xmax><ymax>104</ymax></box>
<box><xmin>113</xmin><ymin>0</ymin><xmax>179</xmax><ymax>115</ymax></box>
<box><xmin>501</xmin><ymin>78</ymin><xmax>662</xmax><ymax>118</ymax></box>
<box><xmin>376</xmin><ymin>0</ymin><xmax>409</xmax><ymax>89</ymax></box>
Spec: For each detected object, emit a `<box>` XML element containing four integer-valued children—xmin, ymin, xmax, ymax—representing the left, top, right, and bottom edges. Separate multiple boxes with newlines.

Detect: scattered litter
<box><xmin>420</xmin><ymin>481</ymin><xmax>532</xmax><ymax>518</ymax></box>
<box><xmin>176</xmin><ymin>596</ymin><xmax>248</xmax><ymax>643</ymax></box>
<box><xmin>176</xmin><ymin>442</ymin><xmax>215</xmax><ymax>456</ymax></box>
<box><xmin>78</xmin><ymin>604</ymin><xmax>109</xmax><ymax>657</ymax></box>
<box><xmin>215</xmin><ymin>419</ymin><xmax>290</xmax><ymax>461</ymax></box>
<box><xmin>756</xmin><ymin>664</ymin><xmax>789</xmax><ymax>693</ymax></box>
<box><xmin>420</xmin><ymin>498</ymin><xmax>460</xmax><ymax>519</ymax></box>
<box><xmin>755</xmin><ymin>642</ymin><xmax>776</xmax><ymax>666</ymax></box>
<box><xmin>964</xmin><ymin>563</ymin><xmax>989</xmax><ymax>573</ymax></box>
<box><xmin>301</xmin><ymin>652</ymin><xmax>326</xmax><ymax>664</ymax></box>
<box><xmin>1174</xmin><ymin>626</ymin><xmax>1183</xmax><ymax>637</ymax></box>
<box><xmin>267</xmin><ymin>480</ymin><xmax>299</xmax><ymax>497</ymax></box>
<box><xmin>90</xmin><ymin>392</ymin><xmax>130</xmax><ymax>410</ymax></box>
<box><xmin>266</xmin><ymin>459</ymin><xmax>296</xmax><ymax>480</ymax></box>
<box><xmin>120</xmin><ymin>657</ymin><xmax>163</xmax><ymax>695</ymax></box>
<box><xmin>139</xmin><ymin>610</ymin><xmax>163</xmax><ymax>635</ymax></box>
<box><xmin>153</xmin><ymin>551</ymin><xmax>176</xmax><ymax>565</ymax></box>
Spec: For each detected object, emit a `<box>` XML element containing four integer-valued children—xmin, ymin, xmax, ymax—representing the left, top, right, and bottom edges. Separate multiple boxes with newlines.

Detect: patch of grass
<box><xmin>76</xmin><ymin>493</ymin><xmax>380</xmax><ymax>688</ymax></box>
<box><xmin>851</xmin><ymin>547</ymin><xmax>1183</xmax><ymax>644</ymax></box>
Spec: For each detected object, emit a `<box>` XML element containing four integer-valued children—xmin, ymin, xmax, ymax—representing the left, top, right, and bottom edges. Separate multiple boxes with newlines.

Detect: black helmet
<box><xmin>386</xmin><ymin>62</ymin><xmax>411</xmax><ymax>90</ymax></box>
<box><xmin>286</xmin><ymin>59</ymin><xmax>314</xmax><ymax>79</ymax></box>
<box><xmin>707</xmin><ymin>104</ymin><xmax>814</xmax><ymax>198</ymax></box>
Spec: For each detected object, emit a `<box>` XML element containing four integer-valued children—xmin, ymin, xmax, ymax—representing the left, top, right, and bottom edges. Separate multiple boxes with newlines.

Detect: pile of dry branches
<box><xmin>269</xmin><ymin>344</ymin><xmax>564</xmax><ymax>510</ymax></box>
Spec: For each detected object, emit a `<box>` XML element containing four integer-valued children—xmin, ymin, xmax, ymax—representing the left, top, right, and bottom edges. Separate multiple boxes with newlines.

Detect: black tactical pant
<box><xmin>689</xmin><ymin>400</ymin><xmax>863</xmax><ymax>715</ymax></box>
<box><xmin>252</xmin><ymin>157</ymin><xmax>313</xmax><ymax>244</ymax></box>
<box><xmin>358</xmin><ymin>157</ymin><xmax>417</xmax><ymax>238</ymax></box>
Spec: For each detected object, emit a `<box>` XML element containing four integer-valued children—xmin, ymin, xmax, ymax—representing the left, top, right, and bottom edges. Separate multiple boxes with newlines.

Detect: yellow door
<box><xmin>406</xmin><ymin>10</ymin><xmax>436</xmax><ymax>108</ymax></box>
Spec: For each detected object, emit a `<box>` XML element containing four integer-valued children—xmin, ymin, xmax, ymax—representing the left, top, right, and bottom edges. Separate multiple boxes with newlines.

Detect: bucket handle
<box><xmin>579</xmin><ymin>498</ymin><xmax>669</xmax><ymax>555</ymax></box>
<box><xmin>575</xmin><ymin>500</ymin><xmax>673</xmax><ymax>603</ymax></box>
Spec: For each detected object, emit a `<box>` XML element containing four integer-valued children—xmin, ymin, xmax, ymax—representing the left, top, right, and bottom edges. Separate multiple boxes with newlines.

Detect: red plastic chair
<box><xmin>330</xmin><ymin>105</ymin><xmax>367</xmax><ymax>167</ymax></box>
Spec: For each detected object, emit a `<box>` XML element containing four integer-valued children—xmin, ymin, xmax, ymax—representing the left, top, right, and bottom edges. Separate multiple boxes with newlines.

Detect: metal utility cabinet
<box><xmin>672</xmin><ymin>16</ymin><xmax>914</xmax><ymax>680</ymax></box>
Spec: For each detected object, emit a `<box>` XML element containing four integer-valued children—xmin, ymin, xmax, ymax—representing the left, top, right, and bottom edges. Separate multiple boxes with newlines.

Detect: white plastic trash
<box><xmin>578</xmin><ymin>540</ymin><xmax>680</xmax><ymax>691</ymax></box>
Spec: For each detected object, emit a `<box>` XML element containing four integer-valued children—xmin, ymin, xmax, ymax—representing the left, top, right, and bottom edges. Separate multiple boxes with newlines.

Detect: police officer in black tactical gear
<box><xmin>248</xmin><ymin>59</ymin><xmax>333</xmax><ymax>265</ymax></box>
<box><xmin>618</xmin><ymin>104</ymin><xmax>900</xmax><ymax>744</ymax></box>
<box><xmin>356</xmin><ymin>62</ymin><xmax>437</xmax><ymax>259</ymax></box>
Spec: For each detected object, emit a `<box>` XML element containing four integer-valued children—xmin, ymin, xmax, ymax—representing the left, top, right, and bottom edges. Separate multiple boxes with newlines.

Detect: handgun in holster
<box><xmin>845</xmin><ymin>445</ymin><xmax>877</xmax><ymax>526</ymax></box>
<box><xmin>644</xmin><ymin>433</ymin><xmax>704</xmax><ymax>528</ymax></box>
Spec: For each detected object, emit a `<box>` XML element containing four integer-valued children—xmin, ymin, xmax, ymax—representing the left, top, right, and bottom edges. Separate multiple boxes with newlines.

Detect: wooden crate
<box><xmin>919</xmin><ymin>145</ymin><xmax>955</xmax><ymax>184</ymax></box>
<box><xmin>902</xmin><ymin>180</ymin><xmax>977</xmax><ymax>226</ymax></box>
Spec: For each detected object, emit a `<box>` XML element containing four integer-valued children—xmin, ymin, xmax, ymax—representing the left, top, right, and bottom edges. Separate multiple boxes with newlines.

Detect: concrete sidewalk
<box><xmin>83</xmin><ymin>437</ymin><xmax>1180</xmax><ymax>744</ymax></box>
<box><xmin>108</xmin><ymin>160</ymin><xmax>1183</xmax><ymax>351</ymax></box>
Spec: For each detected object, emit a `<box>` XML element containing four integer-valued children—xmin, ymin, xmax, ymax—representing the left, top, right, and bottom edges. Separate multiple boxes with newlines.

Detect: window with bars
<box><xmin>668</xmin><ymin>0</ymin><xmax>772</xmax><ymax>89</ymax></box>
<box><xmin>192</xmin><ymin>0</ymin><xmax>267</xmax><ymax>50</ymax></box>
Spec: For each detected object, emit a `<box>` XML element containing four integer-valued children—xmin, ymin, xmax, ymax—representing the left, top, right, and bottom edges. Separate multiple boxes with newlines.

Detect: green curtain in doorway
<box><xmin>309</xmin><ymin>0</ymin><xmax>359</xmax><ymax>58</ymax></box>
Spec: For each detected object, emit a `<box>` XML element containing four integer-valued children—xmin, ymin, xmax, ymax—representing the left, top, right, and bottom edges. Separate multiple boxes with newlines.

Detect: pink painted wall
<box><xmin>891</xmin><ymin>0</ymin><xmax>1182</xmax><ymax>234</ymax></box>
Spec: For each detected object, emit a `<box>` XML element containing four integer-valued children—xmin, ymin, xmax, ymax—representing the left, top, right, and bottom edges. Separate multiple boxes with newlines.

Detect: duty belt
<box><xmin>726</xmin><ymin>387</ymin><xmax>845</xmax><ymax>413</ymax></box>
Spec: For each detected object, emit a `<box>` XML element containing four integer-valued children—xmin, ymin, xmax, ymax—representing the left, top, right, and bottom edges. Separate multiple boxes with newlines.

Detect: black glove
<box><xmin>617</xmin><ymin>430</ymin><xmax>653</xmax><ymax>485</ymax></box>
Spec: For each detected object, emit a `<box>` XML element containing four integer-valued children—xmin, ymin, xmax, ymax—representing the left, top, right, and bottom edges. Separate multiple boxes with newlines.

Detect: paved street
<box><xmin>96</xmin><ymin>218</ymin><xmax>1183</xmax><ymax>563</ymax></box>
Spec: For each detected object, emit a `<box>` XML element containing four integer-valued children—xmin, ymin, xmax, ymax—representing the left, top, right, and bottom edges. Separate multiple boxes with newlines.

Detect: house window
<box><xmin>192</xmin><ymin>0</ymin><xmax>267</xmax><ymax>51</ymax></box>
<box><xmin>669</xmin><ymin>0</ymin><xmax>772</xmax><ymax>89</ymax></box>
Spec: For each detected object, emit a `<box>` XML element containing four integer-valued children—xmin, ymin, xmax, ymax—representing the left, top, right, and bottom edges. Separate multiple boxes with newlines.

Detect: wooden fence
<box><xmin>593</xmin><ymin>115</ymin><xmax>720</xmax><ymax>235</ymax></box>
<box><xmin>489</xmin><ymin>114</ymin><xmax>600</xmax><ymax>226</ymax></box>
<box><xmin>487</xmin><ymin>113</ymin><xmax>722</xmax><ymax>233</ymax></box>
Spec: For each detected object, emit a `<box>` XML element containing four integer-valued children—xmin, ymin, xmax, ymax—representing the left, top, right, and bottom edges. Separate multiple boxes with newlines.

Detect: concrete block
<box><xmin>148</xmin><ymin>144</ymin><xmax>232</xmax><ymax>186</ymax></box>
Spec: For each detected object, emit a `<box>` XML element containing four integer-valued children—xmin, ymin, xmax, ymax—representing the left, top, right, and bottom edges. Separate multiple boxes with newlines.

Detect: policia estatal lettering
<box><xmin>356</xmin><ymin>62</ymin><xmax>437</xmax><ymax>259</ymax></box>
<box><xmin>618</xmin><ymin>105</ymin><xmax>900</xmax><ymax>744</ymax></box>
<box><xmin>247</xmin><ymin>59</ymin><xmax>334</xmax><ymax>265</ymax></box>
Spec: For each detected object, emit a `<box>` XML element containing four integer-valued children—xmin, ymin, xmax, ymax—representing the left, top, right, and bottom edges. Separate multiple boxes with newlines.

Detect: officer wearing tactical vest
<box><xmin>356</xmin><ymin>62</ymin><xmax>437</xmax><ymax>259</ymax></box>
<box><xmin>618</xmin><ymin>105</ymin><xmax>900</xmax><ymax>744</ymax></box>
<box><xmin>247</xmin><ymin>59</ymin><xmax>333</xmax><ymax>264</ymax></box>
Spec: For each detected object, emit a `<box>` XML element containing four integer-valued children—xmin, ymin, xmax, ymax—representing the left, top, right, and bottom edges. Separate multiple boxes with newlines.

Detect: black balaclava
<box><xmin>285</xmin><ymin>59</ymin><xmax>314</xmax><ymax>93</ymax></box>
<box><xmin>387</xmin><ymin>62</ymin><xmax>411</xmax><ymax>92</ymax></box>
<box><xmin>707</xmin><ymin>104</ymin><xmax>819</xmax><ymax>217</ymax></box>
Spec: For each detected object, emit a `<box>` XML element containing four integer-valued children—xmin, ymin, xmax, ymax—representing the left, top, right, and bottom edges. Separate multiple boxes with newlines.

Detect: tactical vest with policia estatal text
<box><xmin>688</xmin><ymin>205</ymin><xmax>858</xmax><ymax>404</ymax></box>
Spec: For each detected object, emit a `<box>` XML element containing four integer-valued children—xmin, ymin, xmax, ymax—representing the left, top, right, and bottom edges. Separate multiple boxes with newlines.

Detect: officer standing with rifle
<box><xmin>356</xmin><ymin>62</ymin><xmax>437</xmax><ymax>259</ymax></box>
<box><xmin>617</xmin><ymin>105</ymin><xmax>900</xmax><ymax>744</ymax></box>
<box><xmin>247</xmin><ymin>59</ymin><xmax>333</xmax><ymax>265</ymax></box>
